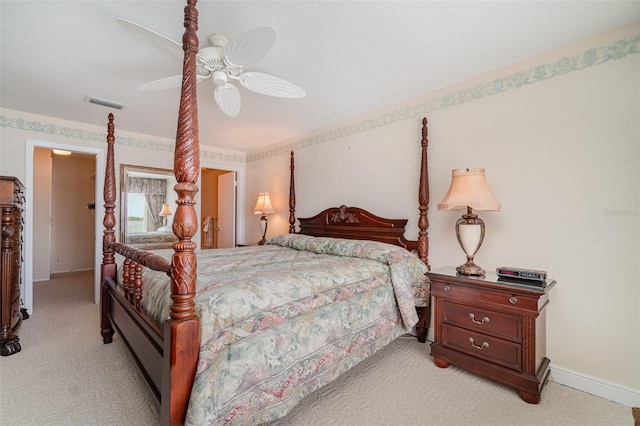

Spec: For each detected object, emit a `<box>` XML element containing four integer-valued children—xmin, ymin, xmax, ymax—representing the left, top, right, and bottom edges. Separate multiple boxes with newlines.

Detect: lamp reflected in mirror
<box><xmin>159</xmin><ymin>203</ymin><xmax>172</xmax><ymax>226</ymax></box>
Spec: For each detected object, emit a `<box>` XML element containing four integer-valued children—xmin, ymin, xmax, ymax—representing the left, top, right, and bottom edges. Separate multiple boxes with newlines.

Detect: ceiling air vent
<box><xmin>84</xmin><ymin>96</ymin><xmax>125</xmax><ymax>110</ymax></box>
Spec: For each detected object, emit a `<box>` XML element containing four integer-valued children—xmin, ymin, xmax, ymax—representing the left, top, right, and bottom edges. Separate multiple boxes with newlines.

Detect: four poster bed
<box><xmin>100</xmin><ymin>1</ymin><xmax>432</xmax><ymax>425</ymax></box>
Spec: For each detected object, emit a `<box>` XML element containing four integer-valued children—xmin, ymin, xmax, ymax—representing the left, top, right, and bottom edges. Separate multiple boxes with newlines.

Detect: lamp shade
<box><xmin>438</xmin><ymin>168</ymin><xmax>500</xmax><ymax>211</ymax></box>
<box><xmin>159</xmin><ymin>203</ymin><xmax>172</xmax><ymax>217</ymax></box>
<box><xmin>253</xmin><ymin>192</ymin><xmax>275</xmax><ymax>215</ymax></box>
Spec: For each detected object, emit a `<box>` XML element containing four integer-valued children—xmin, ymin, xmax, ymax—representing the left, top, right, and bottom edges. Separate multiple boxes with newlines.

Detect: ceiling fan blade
<box><xmin>214</xmin><ymin>84</ymin><xmax>241</xmax><ymax>117</ymax></box>
<box><xmin>224</xmin><ymin>27</ymin><xmax>276</xmax><ymax>68</ymax></box>
<box><xmin>138</xmin><ymin>74</ymin><xmax>208</xmax><ymax>91</ymax></box>
<box><xmin>138</xmin><ymin>75</ymin><xmax>182</xmax><ymax>91</ymax></box>
<box><xmin>117</xmin><ymin>18</ymin><xmax>182</xmax><ymax>58</ymax></box>
<box><xmin>238</xmin><ymin>72</ymin><xmax>305</xmax><ymax>98</ymax></box>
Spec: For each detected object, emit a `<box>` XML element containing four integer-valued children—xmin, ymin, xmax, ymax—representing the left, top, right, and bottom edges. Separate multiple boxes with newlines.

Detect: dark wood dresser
<box><xmin>428</xmin><ymin>267</ymin><xmax>556</xmax><ymax>403</ymax></box>
<box><xmin>1</xmin><ymin>176</ymin><xmax>25</xmax><ymax>356</ymax></box>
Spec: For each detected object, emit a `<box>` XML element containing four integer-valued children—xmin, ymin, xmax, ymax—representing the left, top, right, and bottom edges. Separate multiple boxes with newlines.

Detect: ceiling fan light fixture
<box><xmin>212</xmin><ymin>71</ymin><xmax>228</xmax><ymax>86</ymax></box>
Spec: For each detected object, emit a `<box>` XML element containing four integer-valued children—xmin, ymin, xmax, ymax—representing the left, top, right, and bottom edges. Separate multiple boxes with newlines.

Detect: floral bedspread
<box><xmin>126</xmin><ymin>231</ymin><xmax>178</xmax><ymax>245</ymax></box>
<box><xmin>134</xmin><ymin>234</ymin><xmax>428</xmax><ymax>425</ymax></box>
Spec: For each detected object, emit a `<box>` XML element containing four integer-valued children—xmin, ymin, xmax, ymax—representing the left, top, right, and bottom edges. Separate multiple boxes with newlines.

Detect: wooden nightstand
<box><xmin>428</xmin><ymin>267</ymin><xmax>556</xmax><ymax>404</ymax></box>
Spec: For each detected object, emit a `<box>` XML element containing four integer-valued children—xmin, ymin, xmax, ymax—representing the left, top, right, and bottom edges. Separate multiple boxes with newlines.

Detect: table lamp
<box><xmin>438</xmin><ymin>168</ymin><xmax>500</xmax><ymax>276</ymax></box>
<box><xmin>253</xmin><ymin>192</ymin><xmax>275</xmax><ymax>245</ymax></box>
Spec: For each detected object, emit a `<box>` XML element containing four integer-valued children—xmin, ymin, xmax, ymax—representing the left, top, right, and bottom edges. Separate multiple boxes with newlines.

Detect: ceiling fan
<box><xmin>117</xmin><ymin>18</ymin><xmax>305</xmax><ymax>117</ymax></box>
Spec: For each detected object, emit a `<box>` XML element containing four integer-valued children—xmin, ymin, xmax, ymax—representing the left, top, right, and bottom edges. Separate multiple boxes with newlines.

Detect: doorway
<box><xmin>25</xmin><ymin>140</ymin><xmax>104</xmax><ymax>315</ymax></box>
<box><xmin>201</xmin><ymin>168</ymin><xmax>236</xmax><ymax>248</ymax></box>
<box><xmin>33</xmin><ymin>149</ymin><xmax>96</xmax><ymax>279</ymax></box>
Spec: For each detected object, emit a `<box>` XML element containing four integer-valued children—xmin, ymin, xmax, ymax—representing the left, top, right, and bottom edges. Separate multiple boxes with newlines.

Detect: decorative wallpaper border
<box><xmin>2</xmin><ymin>32</ymin><xmax>638</xmax><ymax>165</ymax></box>
<box><xmin>0</xmin><ymin>115</ymin><xmax>246</xmax><ymax>164</ymax></box>
<box><xmin>247</xmin><ymin>32</ymin><xmax>640</xmax><ymax>162</ymax></box>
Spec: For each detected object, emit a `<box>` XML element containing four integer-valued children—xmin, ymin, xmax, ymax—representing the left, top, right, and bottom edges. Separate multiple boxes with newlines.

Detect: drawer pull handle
<box><xmin>468</xmin><ymin>338</ymin><xmax>489</xmax><ymax>350</ymax></box>
<box><xmin>443</xmin><ymin>285</ymin><xmax>450</xmax><ymax>292</ymax></box>
<box><xmin>469</xmin><ymin>313</ymin><xmax>490</xmax><ymax>325</ymax></box>
<box><xmin>509</xmin><ymin>296</ymin><xmax>518</xmax><ymax>304</ymax></box>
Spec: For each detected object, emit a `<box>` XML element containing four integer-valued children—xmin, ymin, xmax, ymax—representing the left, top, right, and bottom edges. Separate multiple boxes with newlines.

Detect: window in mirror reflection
<box><xmin>127</xmin><ymin>193</ymin><xmax>146</xmax><ymax>233</ymax></box>
<box><xmin>127</xmin><ymin>176</ymin><xmax>169</xmax><ymax>232</ymax></box>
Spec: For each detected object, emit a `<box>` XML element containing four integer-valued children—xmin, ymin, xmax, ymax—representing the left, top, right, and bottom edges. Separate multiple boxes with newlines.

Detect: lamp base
<box><xmin>455</xmin><ymin>208</ymin><xmax>486</xmax><ymax>276</ymax></box>
<box><xmin>456</xmin><ymin>260</ymin><xmax>485</xmax><ymax>276</ymax></box>
<box><xmin>258</xmin><ymin>215</ymin><xmax>268</xmax><ymax>245</ymax></box>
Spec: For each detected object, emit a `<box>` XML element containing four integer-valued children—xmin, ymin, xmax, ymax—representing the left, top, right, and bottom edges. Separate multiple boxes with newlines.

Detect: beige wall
<box><xmin>32</xmin><ymin>149</ymin><xmax>52</xmax><ymax>281</ymax></box>
<box><xmin>245</xmin><ymin>24</ymin><xmax>640</xmax><ymax>403</ymax></box>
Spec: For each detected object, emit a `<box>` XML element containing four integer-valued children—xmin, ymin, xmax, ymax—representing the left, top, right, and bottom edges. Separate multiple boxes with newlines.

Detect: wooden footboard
<box><xmin>99</xmin><ymin>116</ymin><xmax>171</xmax><ymax>405</ymax></box>
<box><xmin>103</xmin><ymin>275</ymin><xmax>164</xmax><ymax>399</ymax></box>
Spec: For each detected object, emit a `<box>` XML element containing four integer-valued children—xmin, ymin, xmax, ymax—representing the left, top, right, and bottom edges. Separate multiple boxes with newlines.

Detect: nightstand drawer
<box><xmin>442</xmin><ymin>301</ymin><xmax>522</xmax><ymax>343</ymax></box>
<box><xmin>431</xmin><ymin>279</ymin><xmax>542</xmax><ymax>312</ymax></box>
<box><xmin>442</xmin><ymin>324</ymin><xmax>522</xmax><ymax>371</ymax></box>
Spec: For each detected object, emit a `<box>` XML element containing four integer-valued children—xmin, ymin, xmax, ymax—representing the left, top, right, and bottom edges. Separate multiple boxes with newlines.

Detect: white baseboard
<box><xmin>424</xmin><ymin>325</ymin><xmax>639</xmax><ymax>407</ymax></box>
<box><xmin>51</xmin><ymin>268</ymin><xmax>93</xmax><ymax>274</ymax></box>
<box><xmin>551</xmin><ymin>364</ymin><xmax>640</xmax><ymax>407</ymax></box>
<box><xmin>427</xmin><ymin>328</ymin><xmax>434</xmax><ymax>343</ymax></box>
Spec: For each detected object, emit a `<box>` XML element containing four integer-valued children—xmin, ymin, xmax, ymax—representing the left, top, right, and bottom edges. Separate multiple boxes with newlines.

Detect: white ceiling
<box><xmin>2</xmin><ymin>1</ymin><xmax>639</xmax><ymax>152</ymax></box>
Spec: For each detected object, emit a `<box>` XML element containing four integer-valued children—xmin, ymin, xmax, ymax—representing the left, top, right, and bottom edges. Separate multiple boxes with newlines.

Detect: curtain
<box><xmin>128</xmin><ymin>177</ymin><xmax>167</xmax><ymax>230</ymax></box>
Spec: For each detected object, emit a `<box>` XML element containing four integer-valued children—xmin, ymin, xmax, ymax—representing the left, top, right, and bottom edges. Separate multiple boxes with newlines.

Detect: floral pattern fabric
<box><xmin>126</xmin><ymin>231</ymin><xmax>178</xmax><ymax>245</ymax></box>
<box><xmin>132</xmin><ymin>234</ymin><xmax>428</xmax><ymax>425</ymax></box>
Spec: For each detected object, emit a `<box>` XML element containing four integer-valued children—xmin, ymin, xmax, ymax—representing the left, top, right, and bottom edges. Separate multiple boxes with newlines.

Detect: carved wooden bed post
<box><xmin>415</xmin><ymin>117</ymin><xmax>431</xmax><ymax>343</ymax></box>
<box><xmin>289</xmin><ymin>151</ymin><xmax>296</xmax><ymax>233</ymax></box>
<box><xmin>161</xmin><ymin>1</ymin><xmax>200</xmax><ymax>424</ymax></box>
<box><xmin>100</xmin><ymin>113</ymin><xmax>116</xmax><ymax>344</ymax></box>
<box><xmin>418</xmin><ymin>117</ymin><xmax>430</xmax><ymax>270</ymax></box>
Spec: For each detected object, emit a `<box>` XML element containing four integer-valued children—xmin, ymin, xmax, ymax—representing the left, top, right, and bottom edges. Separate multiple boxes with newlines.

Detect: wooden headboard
<box><xmin>298</xmin><ymin>205</ymin><xmax>418</xmax><ymax>251</ymax></box>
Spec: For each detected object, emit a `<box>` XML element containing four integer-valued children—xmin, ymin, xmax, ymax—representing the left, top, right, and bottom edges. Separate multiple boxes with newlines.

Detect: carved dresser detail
<box><xmin>1</xmin><ymin>176</ymin><xmax>26</xmax><ymax>356</ymax></box>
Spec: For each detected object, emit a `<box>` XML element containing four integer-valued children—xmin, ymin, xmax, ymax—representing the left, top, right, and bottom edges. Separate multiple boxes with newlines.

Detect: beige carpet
<box><xmin>0</xmin><ymin>271</ymin><xmax>634</xmax><ymax>425</ymax></box>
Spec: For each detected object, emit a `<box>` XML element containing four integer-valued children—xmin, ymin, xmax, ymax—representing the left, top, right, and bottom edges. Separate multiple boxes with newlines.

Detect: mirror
<box><xmin>120</xmin><ymin>164</ymin><xmax>179</xmax><ymax>249</ymax></box>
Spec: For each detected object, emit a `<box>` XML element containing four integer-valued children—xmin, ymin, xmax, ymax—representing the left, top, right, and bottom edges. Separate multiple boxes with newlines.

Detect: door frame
<box><xmin>25</xmin><ymin>140</ymin><xmax>104</xmax><ymax>313</ymax></box>
<box><xmin>200</xmin><ymin>162</ymin><xmax>245</xmax><ymax>248</ymax></box>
